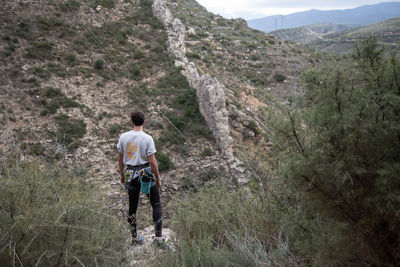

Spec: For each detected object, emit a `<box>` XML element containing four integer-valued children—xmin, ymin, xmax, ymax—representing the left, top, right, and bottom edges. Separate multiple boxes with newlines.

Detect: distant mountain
<box><xmin>248</xmin><ymin>2</ymin><xmax>400</xmax><ymax>33</ymax></box>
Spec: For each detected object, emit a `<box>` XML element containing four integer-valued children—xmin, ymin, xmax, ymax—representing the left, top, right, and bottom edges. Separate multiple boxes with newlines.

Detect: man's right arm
<box><xmin>148</xmin><ymin>154</ymin><xmax>161</xmax><ymax>188</ymax></box>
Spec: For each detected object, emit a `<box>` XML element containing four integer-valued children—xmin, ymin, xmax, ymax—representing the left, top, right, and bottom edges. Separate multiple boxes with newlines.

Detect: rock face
<box><xmin>152</xmin><ymin>0</ymin><xmax>234</xmax><ymax>158</ymax></box>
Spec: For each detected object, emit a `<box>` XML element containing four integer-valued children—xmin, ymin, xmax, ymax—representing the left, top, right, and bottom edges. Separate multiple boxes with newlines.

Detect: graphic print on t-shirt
<box><xmin>126</xmin><ymin>142</ymin><xmax>138</xmax><ymax>159</ymax></box>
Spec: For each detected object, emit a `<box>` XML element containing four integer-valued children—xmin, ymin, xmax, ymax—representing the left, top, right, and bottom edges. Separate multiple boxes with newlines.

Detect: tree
<box><xmin>268</xmin><ymin>37</ymin><xmax>400</xmax><ymax>265</ymax></box>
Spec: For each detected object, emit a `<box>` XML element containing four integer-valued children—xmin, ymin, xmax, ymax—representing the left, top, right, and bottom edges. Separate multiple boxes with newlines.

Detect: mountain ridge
<box><xmin>248</xmin><ymin>2</ymin><xmax>400</xmax><ymax>33</ymax></box>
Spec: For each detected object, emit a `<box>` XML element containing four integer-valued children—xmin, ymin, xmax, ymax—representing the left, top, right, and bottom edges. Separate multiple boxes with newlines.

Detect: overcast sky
<box><xmin>196</xmin><ymin>0</ymin><xmax>400</xmax><ymax>20</ymax></box>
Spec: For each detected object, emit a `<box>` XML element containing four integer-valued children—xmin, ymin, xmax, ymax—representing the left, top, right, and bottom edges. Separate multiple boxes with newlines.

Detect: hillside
<box><xmin>0</xmin><ymin>0</ymin><xmax>327</xmax><ymax>190</ymax></box>
<box><xmin>270</xmin><ymin>23</ymin><xmax>355</xmax><ymax>44</ymax></box>
<box><xmin>307</xmin><ymin>17</ymin><xmax>400</xmax><ymax>54</ymax></box>
<box><xmin>0</xmin><ymin>0</ymin><xmax>228</xmax><ymax>234</ymax></box>
<box><xmin>3</xmin><ymin>0</ymin><xmax>396</xmax><ymax>266</ymax></box>
<box><xmin>0</xmin><ymin>0</ymin><xmax>324</xmax><ymax>256</ymax></box>
<box><xmin>248</xmin><ymin>2</ymin><xmax>400</xmax><ymax>33</ymax></box>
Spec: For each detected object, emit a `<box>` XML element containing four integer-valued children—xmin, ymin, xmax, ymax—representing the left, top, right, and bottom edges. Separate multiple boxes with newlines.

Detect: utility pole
<box><xmin>281</xmin><ymin>15</ymin><xmax>286</xmax><ymax>29</ymax></box>
<box><xmin>293</xmin><ymin>64</ymin><xmax>297</xmax><ymax>107</ymax></box>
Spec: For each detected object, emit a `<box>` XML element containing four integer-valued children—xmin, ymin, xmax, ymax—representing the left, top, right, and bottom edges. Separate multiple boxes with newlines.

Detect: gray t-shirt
<box><xmin>117</xmin><ymin>130</ymin><xmax>156</xmax><ymax>166</ymax></box>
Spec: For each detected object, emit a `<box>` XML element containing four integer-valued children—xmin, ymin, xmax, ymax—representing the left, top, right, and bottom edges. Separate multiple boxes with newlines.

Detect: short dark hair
<box><xmin>131</xmin><ymin>110</ymin><xmax>145</xmax><ymax>126</ymax></box>
<box><xmin>131</xmin><ymin>110</ymin><xmax>144</xmax><ymax>126</ymax></box>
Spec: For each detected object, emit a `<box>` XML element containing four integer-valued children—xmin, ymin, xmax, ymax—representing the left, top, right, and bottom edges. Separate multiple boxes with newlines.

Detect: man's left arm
<box><xmin>118</xmin><ymin>152</ymin><xmax>125</xmax><ymax>184</ymax></box>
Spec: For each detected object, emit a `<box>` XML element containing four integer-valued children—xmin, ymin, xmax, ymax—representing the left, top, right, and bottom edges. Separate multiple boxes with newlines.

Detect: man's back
<box><xmin>117</xmin><ymin>130</ymin><xmax>156</xmax><ymax>166</ymax></box>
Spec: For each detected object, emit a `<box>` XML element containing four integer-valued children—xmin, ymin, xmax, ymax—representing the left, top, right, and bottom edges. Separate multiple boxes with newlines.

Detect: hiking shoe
<box><xmin>132</xmin><ymin>236</ymin><xmax>144</xmax><ymax>246</ymax></box>
<box><xmin>153</xmin><ymin>237</ymin><xmax>169</xmax><ymax>250</ymax></box>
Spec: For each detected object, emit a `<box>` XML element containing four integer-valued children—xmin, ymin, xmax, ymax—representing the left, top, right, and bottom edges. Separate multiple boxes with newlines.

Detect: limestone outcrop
<box><xmin>152</xmin><ymin>0</ymin><xmax>250</xmax><ymax>182</ymax></box>
<box><xmin>152</xmin><ymin>0</ymin><xmax>233</xmax><ymax>158</ymax></box>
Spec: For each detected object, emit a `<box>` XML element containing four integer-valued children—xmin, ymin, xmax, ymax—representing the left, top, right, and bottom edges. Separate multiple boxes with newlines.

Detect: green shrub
<box><xmin>94</xmin><ymin>0</ymin><xmax>115</xmax><ymax>8</ymax></box>
<box><xmin>21</xmin><ymin>142</ymin><xmax>45</xmax><ymax>156</ymax></box>
<box><xmin>54</xmin><ymin>114</ymin><xmax>86</xmax><ymax>149</ymax></box>
<box><xmin>16</xmin><ymin>21</ymin><xmax>31</xmax><ymax>38</ymax></box>
<box><xmin>157</xmin><ymin>67</ymin><xmax>189</xmax><ymax>92</ymax></box>
<box><xmin>133</xmin><ymin>49</ymin><xmax>144</xmax><ymax>59</ymax></box>
<box><xmin>37</xmin><ymin>17</ymin><xmax>64</xmax><ymax>31</ymax></box>
<box><xmin>0</xmin><ymin>162</ymin><xmax>126</xmax><ymax>266</ymax></box>
<box><xmin>153</xmin><ymin>185</ymin><xmax>295</xmax><ymax>266</ymax></box>
<box><xmin>201</xmin><ymin>147</ymin><xmax>213</xmax><ymax>156</ymax></box>
<box><xmin>273</xmin><ymin>73</ymin><xmax>286</xmax><ymax>83</ymax></box>
<box><xmin>44</xmin><ymin>87</ymin><xmax>62</xmax><ymax>97</ymax></box>
<box><xmin>267</xmin><ymin>37</ymin><xmax>400</xmax><ymax>265</ymax></box>
<box><xmin>64</xmin><ymin>52</ymin><xmax>77</xmax><ymax>65</ymax></box>
<box><xmin>186</xmin><ymin>52</ymin><xmax>201</xmax><ymax>60</ymax></box>
<box><xmin>25</xmin><ymin>41</ymin><xmax>54</xmax><ymax>59</ymax></box>
<box><xmin>59</xmin><ymin>0</ymin><xmax>81</xmax><ymax>12</ymax></box>
<box><xmin>108</xmin><ymin>124</ymin><xmax>126</xmax><ymax>136</ymax></box>
<box><xmin>247</xmin><ymin>120</ymin><xmax>261</xmax><ymax>135</ymax></box>
<box><xmin>157</xmin><ymin>152</ymin><xmax>173</xmax><ymax>172</ymax></box>
<box><xmin>250</xmin><ymin>54</ymin><xmax>260</xmax><ymax>61</ymax></box>
<box><xmin>128</xmin><ymin>64</ymin><xmax>141</xmax><ymax>79</ymax></box>
<box><xmin>94</xmin><ymin>59</ymin><xmax>104</xmax><ymax>70</ymax></box>
<box><xmin>39</xmin><ymin>87</ymin><xmax>80</xmax><ymax>115</ymax></box>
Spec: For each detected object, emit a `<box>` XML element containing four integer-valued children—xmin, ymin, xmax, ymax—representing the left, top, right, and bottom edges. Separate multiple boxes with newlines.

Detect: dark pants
<box><xmin>126</xmin><ymin>178</ymin><xmax>163</xmax><ymax>238</ymax></box>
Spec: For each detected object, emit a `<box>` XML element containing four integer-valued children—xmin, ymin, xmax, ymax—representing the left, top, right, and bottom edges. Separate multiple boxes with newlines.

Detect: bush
<box><xmin>108</xmin><ymin>124</ymin><xmax>126</xmax><ymax>136</ymax></box>
<box><xmin>59</xmin><ymin>0</ymin><xmax>81</xmax><ymax>12</ymax></box>
<box><xmin>64</xmin><ymin>52</ymin><xmax>77</xmax><ymax>65</ymax></box>
<box><xmin>128</xmin><ymin>64</ymin><xmax>141</xmax><ymax>79</ymax></box>
<box><xmin>54</xmin><ymin>114</ymin><xmax>86</xmax><ymax>149</ymax></box>
<box><xmin>152</xmin><ymin>185</ymin><xmax>296</xmax><ymax>266</ymax></box>
<box><xmin>201</xmin><ymin>147</ymin><xmax>213</xmax><ymax>156</ymax></box>
<box><xmin>186</xmin><ymin>52</ymin><xmax>201</xmax><ymax>60</ymax></box>
<box><xmin>0</xmin><ymin>162</ymin><xmax>126</xmax><ymax>266</ymax></box>
<box><xmin>94</xmin><ymin>59</ymin><xmax>104</xmax><ymax>70</ymax></box>
<box><xmin>25</xmin><ymin>41</ymin><xmax>54</xmax><ymax>60</ymax></box>
<box><xmin>157</xmin><ymin>152</ymin><xmax>173</xmax><ymax>172</ymax></box>
<box><xmin>94</xmin><ymin>0</ymin><xmax>115</xmax><ymax>8</ymax></box>
<box><xmin>267</xmin><ymin>37</ymin><xmax>400</xmax><ymax>265</ymax></box>
<box><xmin>39</xmin><ymin>87</ymin><xmax>80</xmax><ymax>115</ymax></box>
<box><xmin>21</xmin><ymin>142</ymin><xmax>45</xmax><ymax>156</ymax></box>
<box><xmin>273</xmin><ymin>73</ymin><xmax>286</xmax><ymax>83</ymax></box>
<box><xmin>133</xmin><ymin>49</ymin><xmax>144</xmax><ymax>59</ymax></box>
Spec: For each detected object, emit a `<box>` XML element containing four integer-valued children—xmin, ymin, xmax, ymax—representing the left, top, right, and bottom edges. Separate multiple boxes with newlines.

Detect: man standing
<box><xmin>117</xmin><ymin>110</ymin><xmax>164</xmax><ymax>247</ymax></box>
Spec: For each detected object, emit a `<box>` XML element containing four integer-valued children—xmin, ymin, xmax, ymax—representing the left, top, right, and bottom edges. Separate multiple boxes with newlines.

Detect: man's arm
<box><xmin>148</xmin><ymin>154</ymin><xmax>161</xmax><ymax>188</ymax></box>
<box><xmin>118</xmin><ymin>152</ymin><xmax>125</xmax><ymax>184</ymax></box>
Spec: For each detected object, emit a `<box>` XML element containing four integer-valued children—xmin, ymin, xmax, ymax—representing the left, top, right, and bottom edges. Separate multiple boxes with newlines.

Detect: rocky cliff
<box><xmin>153</xmin><ymin>0</ymin><xmax>234</xmax><ymax>158</ymax></box>
<box><xmin>152</xmin><ymin>0</ymin><xmax>253</xmax><ymax>182</ymax></box>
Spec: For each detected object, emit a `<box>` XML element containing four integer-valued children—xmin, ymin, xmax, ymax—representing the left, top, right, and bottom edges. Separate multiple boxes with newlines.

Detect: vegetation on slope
<box><xmin>0</xmin><ymin>161</ymin><xmax>127</xmax><ymax>266</ymax></box>
<box><xmin>307</xmin><ymin>17</ymin><xmax>400</xmax><ymax>54</ymax></box>
<box><xmin>167</xmin><ymin>0</ymin><xmax>324</xmax><ymax>99</ymax></box>
<box><xmin>152</xmin><ymin>37</ymin><xmax>400</xmax><ymax>266</ymax></box>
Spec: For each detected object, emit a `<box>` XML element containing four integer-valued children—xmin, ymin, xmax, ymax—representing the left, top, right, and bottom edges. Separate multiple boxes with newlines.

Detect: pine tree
<box><xmin>268</xmin><ymin>37</ymin><xmax>400</xmax><ymax>265</ymax></box>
